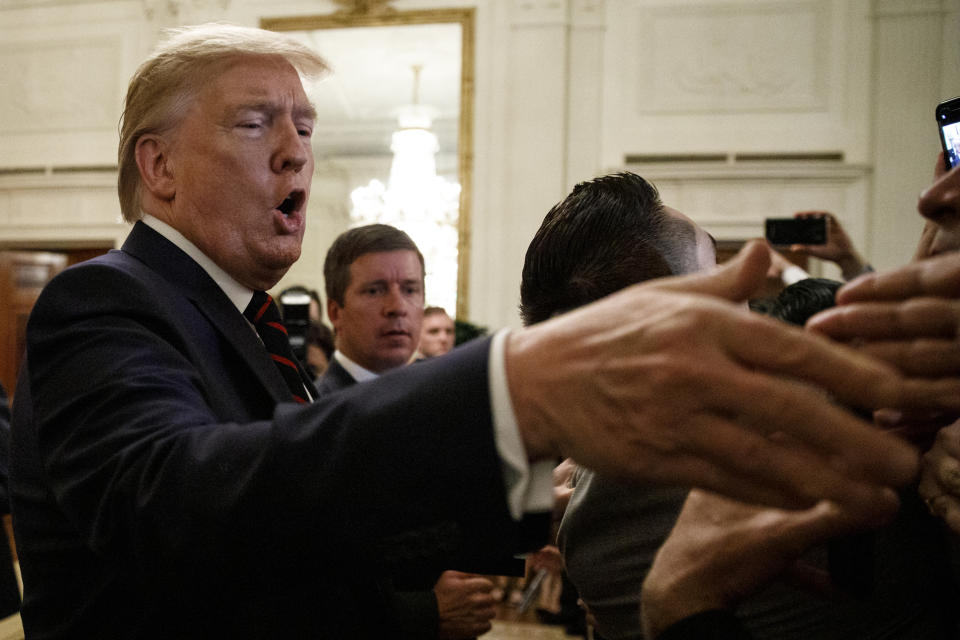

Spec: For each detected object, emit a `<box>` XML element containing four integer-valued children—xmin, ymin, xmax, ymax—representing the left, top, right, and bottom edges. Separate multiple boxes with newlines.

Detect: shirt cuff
<box><xmin>489</xmin><ymin>329</ymin><xmax>555</xmax><ymax>520</ymax></box>
<box><xmin>781</xmin><ymin>264</ymin><xmax>810</xmax><ymax>286</ymax></box>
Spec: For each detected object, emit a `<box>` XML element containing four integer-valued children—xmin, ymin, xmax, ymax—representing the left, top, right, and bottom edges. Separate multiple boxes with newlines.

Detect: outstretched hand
<box><xmin>640</xmin><ymin>490</ymin><xmax>874</xmax><ymax>638</ymax></box>
<box><xmin>434</xmin><ymin>570</ymin><xmax>497</xmax><ymax>639</ymax></box>
<box><xmin>507</xmin><ymin>240</ymin><xmax>953</xmax><ymax>515</ymax></box>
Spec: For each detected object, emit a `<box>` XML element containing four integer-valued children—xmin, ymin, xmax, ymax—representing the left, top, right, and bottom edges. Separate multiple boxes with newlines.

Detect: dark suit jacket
<box><xmin>657</xmin><ymin>610</ymin><xmax>752</xmax><ymax>640</ymax></box>
<box><xmin>316</xmin><ymin>357</ymin><xmax>358</xmax><ymax>397</ymax></box>
<box><xmin>317</xmin><ymin>357</ymin><xmax>440</xmax><ymax>638</ymax></box>
<box><xmin>10</xmin><ymin>222</ymin><xmax>539</xmax><ymax>638</ymax></box>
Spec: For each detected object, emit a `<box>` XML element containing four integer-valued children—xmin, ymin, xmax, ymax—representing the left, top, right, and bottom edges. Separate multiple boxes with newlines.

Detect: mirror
<box><xmin>263</xmin><ymin>6</ymin><xmax>474</xmax><ymax>320</ymax></box>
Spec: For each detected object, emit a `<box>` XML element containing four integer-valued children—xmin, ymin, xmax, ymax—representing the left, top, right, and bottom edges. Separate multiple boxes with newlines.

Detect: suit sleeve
<box><xmin>655</xmin><ymin>610</ymin><xmax>753</xmax><ymax>640</ymax></box>
<box><xmin>20</xmin><ymin>262</ymin><xmax>535</xmax><ymax>595</ymax></box>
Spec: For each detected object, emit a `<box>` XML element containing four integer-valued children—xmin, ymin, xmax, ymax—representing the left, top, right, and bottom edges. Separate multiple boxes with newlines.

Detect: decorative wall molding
<box><xmin>141</xmin><ymin>0</ymin><xmax>231</xmax><ymax>22</ymax></box>
<box><xmin>634</xmin><ymin>0</ymin><xmax>830</xmax><ymax>113</ymax></box>
<box><xmin>0</xmin><ymin>0</ymin><xmax>104</xmax><ymax>7</ymax></box>
<box><xmin>511</xmin><ymin>0</ymin><xmax>568</xmax><ymax>26</ymax></box>
<box><xmin>873</xmin><ymin>0</ymin><xmax>945</xmax><ymax>17</ymax></box>
<box><xmin>0</xmin><ymin>170</ymin><xmax>125</xmax><ymax>248</ymax></box>
<box><xmin>0</xmin><ymin>37</ymin><xmax>122</xmax><ymax>133</ymax></box>
<box><xmin>636</xmin><ymin>162</ymin><xmax>871</xmax><ymax>273</ymax></box>
<box><xmin>571</xmin><ymin>0</ymin><xmax>604</xmax><ymax>25</ymax></box>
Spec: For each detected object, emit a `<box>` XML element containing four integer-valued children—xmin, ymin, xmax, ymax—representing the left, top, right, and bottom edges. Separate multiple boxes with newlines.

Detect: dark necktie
<box><xmin>244</xmin><ymin>291</ymin><xmax>309</xmax><ymax>404</ymax></box>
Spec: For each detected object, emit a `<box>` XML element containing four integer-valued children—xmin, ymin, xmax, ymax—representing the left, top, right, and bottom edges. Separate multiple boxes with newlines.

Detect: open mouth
<box><xmin>276</xmin><ymin>190</ymin><xmax>305</xmax><ymax>217</ymax></box>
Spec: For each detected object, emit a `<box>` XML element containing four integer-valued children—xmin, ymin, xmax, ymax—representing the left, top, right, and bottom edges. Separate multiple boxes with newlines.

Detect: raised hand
<box><xmin>507</xmin><ymin>241</ymin><xmax>957</xmax><ymax>515</ymax></box>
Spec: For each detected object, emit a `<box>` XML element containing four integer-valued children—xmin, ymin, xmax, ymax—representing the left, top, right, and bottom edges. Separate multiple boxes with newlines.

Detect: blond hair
<box><xmin>117</xmin><ymin>23</ymin><xmax>329</xmax><ymax>221</ymax></box>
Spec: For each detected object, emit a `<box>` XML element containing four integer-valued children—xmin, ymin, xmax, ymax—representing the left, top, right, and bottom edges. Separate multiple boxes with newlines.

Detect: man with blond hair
<box><xmin>9</xmin><ymin>23</ymin><xmax>953</xmax><ymax>639</ymax></box>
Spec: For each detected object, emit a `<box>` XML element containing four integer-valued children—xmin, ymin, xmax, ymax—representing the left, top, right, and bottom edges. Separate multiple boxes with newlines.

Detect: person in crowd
<box><xmin>521</xmin><ymin>172</ymin><xmax>716</xmax><ymax>640</ymax></box>
<box><xmin>278</xmin><ymin>284</ymin><xmax>324</xmax><ymax>325</ymax></box>
<box><xmin>746</xmin><ymin>274</ymin><xmax>956</xmax><ymax>640</ymax></box>
<box><xmin>319</xmin><ymin>224</ymin><xmax>497</xmax><ymax>639</ymax></box>
<box><xmin>640</xmin><ymin>490</ymin><xmax>871</xmax><ymax>640</ymax></box>
<box><xmin>304</xmin><ymin>321</ymin><xmax>335</xmax><ymax>379</ymax></box>
<box><xmin>418</xmin><ymin>306</ymin><xmax>456</xmax><ymax>359</ymax></box>
<box><xmin>319</xmin><ymin>224</ymin><xmax>424</xmax><ymax>391</ymax></box>
<box><xmin>786</xmin><ymin>211</ymin><xmax>873</xmax><ymax>281</ymax></box>
<box><xmin>764</xmin><ymin>278</ymin><xmax>842</xmax><ymax>327</ymax></box>
<box><xmin>8</xmin><ymin>23</ymin><xmax>948</xmax><ymax>639</ymax></box>
<box><xmin>535</xmin><ymin>174</ymin><xmax>956</xmax><ymax>640</ymax></box>
<box><xmin>758</xmin><ymin>212</ymin><xmax>870</xmax><ymax>306</ymax></box>
<box><xmin>810</xmin><ymin>153</ymin><xmax>960</xmax><ymax>530</ymax></box>
<box><xmin>642</xmin><ymin>153</ymin><xmax>960</xmax><ymax>639</ymax></box>
<box><xmin>0</xmin><ymin>383</ymin><xmax>20</xmax><ymax>618</ymax></box>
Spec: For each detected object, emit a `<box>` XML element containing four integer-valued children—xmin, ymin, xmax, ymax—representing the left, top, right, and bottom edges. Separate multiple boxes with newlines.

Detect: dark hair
<box><xmin>765</xmin><ymin>278</ymin><xmax>842</xmax><ymax>326</ymax></box>
<box><xmin>306</xmin><ymin>321</ymin><xmax>335</xmax><ymax>359</ymax></box>
<box><xmin>280</xmin><ymin>285</ymin><xmax>321</xmax><ymax>307</ymax></box>
<box><xmin>520</xmin><ymin>172</ymin><xmax>695</xmax><ymax>325</ymax></box>
<box><xmin>423</xmin><ymin>306</ymin><xmax>450</xmax><ymax>318</ymax></box>
<box><xmin>323</xmin><ymin>224</ymin><xmax>425</xmax><ymax>306</ymax></box>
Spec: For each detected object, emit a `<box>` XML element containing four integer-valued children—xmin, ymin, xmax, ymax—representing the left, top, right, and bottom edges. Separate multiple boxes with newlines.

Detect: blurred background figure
<box><xmin>0</xmin><ymin>383</ymin><xmax>20</xmax><ymax>618</ymax></box>
<box><xmin>418</xmin><ymin>306</ymin><xmax>456</xmax><ymax>359</ymax></box>
<box><xmin>304</xmin><ymin>322</ymin><xmax>335</xmax><ymax>379</ymax></box>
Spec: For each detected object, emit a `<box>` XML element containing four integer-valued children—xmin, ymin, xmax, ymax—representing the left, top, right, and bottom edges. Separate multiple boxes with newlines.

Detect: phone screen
<box><xmin>937</xmin><ymin>97</ymin><xmax>960</xmax><ymax>170</ymax></box>
<box><xmin>765</xmin><ymin>218</ymin><xmax>827</xmax><ymax>246</ymax></box>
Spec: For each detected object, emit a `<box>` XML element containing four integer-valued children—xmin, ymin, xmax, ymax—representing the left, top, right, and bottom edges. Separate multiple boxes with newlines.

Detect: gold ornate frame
<box><xmin>262</xmin><ymin>7</ymin><xmax>476</xmax><ymax>320</ymax></box>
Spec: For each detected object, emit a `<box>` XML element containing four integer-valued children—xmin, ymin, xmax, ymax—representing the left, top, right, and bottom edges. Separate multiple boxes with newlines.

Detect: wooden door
<box><xmin>0</xmin><ymin>251</ymin><xmax>68</xmax><ymax>395</ymax></box>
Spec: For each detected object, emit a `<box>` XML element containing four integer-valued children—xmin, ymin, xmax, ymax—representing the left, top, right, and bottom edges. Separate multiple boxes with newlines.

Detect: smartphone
<box><xmin>765</xmin><ymin>217</ymin><xmax>827</xmax><ymax>245</ymax></box>
<box><xmin>937</xmin><ymin>96</ymin><xmax>960</xmax><ymax>170</ymax></box>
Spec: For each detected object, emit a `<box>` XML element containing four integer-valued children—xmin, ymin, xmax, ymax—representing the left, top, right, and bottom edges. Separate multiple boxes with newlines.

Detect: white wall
<box><xmin>0</xmin><ymin>0</ymin><xmax>957</xmax><ymax>331</ymax></box>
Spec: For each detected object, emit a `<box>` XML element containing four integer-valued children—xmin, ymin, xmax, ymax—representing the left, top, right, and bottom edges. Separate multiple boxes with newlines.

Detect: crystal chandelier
<box><xmin>350</xmin><ymin>65</ymin><xmax>461</xmax><ymax>316</ymax></box>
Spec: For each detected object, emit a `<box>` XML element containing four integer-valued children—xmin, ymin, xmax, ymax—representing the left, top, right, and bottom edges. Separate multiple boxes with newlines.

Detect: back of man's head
<box><xmin>766</xmin><ymin>278</ymin><xmax>841</xmax><ymax>327</ymax></box>
<box><xmin>520</xmin><ymin>172</ymin><xmax>696</xmax><ymax>325</ymax></box>
<box><xmin>323</xmin><ymin>224</ymin><xmax>425</xmax><ymax>306</ymax></box>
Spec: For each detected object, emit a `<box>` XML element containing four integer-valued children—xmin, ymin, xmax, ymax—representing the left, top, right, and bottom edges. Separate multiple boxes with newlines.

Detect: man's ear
<box><xmin>327</xmin><ymin>298</ymin><xmax>342</xmax><ymax>330</ymax></box>
<box><xmin>135</xmin><ymin>134</ymin><xmax>176</xmax><ymax>201</ymax></box>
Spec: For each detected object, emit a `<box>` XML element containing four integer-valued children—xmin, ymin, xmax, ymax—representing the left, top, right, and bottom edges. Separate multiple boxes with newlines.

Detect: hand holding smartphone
<box><xmin>936</xmin><ymin>96</ymin><xmax>960</xmax><ymax>170</ymax></box>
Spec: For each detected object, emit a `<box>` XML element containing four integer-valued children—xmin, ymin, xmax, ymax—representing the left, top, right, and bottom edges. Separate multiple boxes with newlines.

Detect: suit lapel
<box><xmin>121</xmin><ymin>222</ymin><xmax>295</xmax><ymax>405</ymax></box>
<box><xmin>317</xmin><ymin>358</ymin><xmax>357</xmax><ymax>396</ymax></box>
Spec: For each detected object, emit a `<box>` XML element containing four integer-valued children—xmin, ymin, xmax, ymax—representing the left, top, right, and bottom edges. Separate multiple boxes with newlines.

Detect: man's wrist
<box><xmin>503</xmin><ymin>328</ymin><xmax>559</xmax><ymax>462</ymax></box>
<box><xmin>838</xmin><ymin>254</ymin><xmax>870</xmax><ymax>280</ymax></box>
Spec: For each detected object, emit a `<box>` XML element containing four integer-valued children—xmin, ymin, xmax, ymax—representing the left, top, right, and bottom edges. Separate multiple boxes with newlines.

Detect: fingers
<box><xmin>855</xmin><ymin>339</ymin><xmax>960</xmax><ymax>377</ymax></box>
<box><xmin>934</xmin><ymin>151</ymin><xmax>948</xmax><ymax>181</ymax></box>
<box><xmin>918</xmin><ymin>420</ymin><xmax>960</xmax><ymax>534</ymax></box>
<box><xmin>646</xmin><ymin>412</ymin><xmax>903</xmax><ymax>517</ymax></box>
<box><xmin>647</xmin><ymin>239</ymin><xmax>771</xmax><ymax>302</ymax></box>
<box><xmin>809</xmin><ymin>298</ymin><xmax>960</xmax><ymax>341</ymax></box>
<box><xmin>467</xmin><ymin>577</ymin><xmax>495</xmax><ymax>593</ymax></box>
<box><xmin>833</xmin><ymin>252</ymin><xmax>960</xmax><ymax>303</ymax></box>
<box><xmin>717</xmin><ymin>309</ymin><xmax>960</xmax><ymax>414</ymax></box>
<box><xmin>808</xmin><ymin>292</ymin><xmax>960</xmax><ymax>386</ymax></box>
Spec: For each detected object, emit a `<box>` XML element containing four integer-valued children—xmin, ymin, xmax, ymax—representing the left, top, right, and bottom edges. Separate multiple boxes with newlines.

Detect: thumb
<box><xmin>647</xmin><ymin>239</ymin><xmax>771</xmax><ymax>302</ymax></box>
<box><xmin>934</xmin><ymin>151</ymin><xmax>948</xmax><ymax>180</ymax></box>
<box><xmin>777</xmin><ymin>500</ymin><xmax>879</xmax><ymax>553</ymax></box>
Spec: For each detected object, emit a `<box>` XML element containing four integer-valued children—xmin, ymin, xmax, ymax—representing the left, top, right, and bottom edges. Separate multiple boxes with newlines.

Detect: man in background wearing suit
<box><xmin>7</xmin><ymin>22</ymin><xmax>947</xmax><ymax>640</ymax></box>
<box><xmin>319</xmin><ymin>223</ymin><xmax>498</xmax><ymax>639</ymax></box>
<box><xmin>318</xmin><ymin>224</ymin><xmax>424</xmax><ymax>394</ymax></box>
